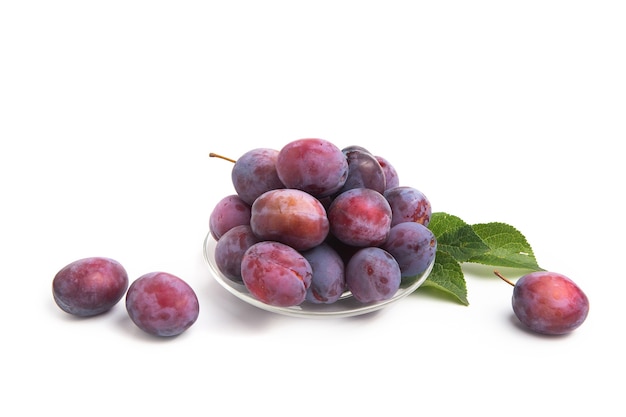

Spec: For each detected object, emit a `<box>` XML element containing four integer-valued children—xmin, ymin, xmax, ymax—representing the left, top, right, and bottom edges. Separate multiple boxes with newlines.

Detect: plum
<box><xmin>327</xmin><ymin>187</ymin><xmax>392</xmax><ymax>247</ymax></box>
<box><xmin>209</xmin><ymin>194</ymin><xmax>251</xmax><ymax>241</ymax></box>
<box><xmin>301</xmin><ymin>242</ymin><xmax>346</xmax><ymax>304</ymax></box>
<box><xmin>382</xmin><ymin>222</ymin><xmax>436</xmax><ymax>278</ymax></box>
<box><xmin>375</xmin><ymin>155</ymin><xmax>400</xmax><ymax>190</ymax></box>
<box><xmin>241</xmin><ymin>241</ymin><xmax>313</xmax><ymax>307</ymax></box>
<box><xmin>275</xmin><ymin>138</ymin><xmax>349</xmax><ymax>198</ymax></box>
<box><xmin>384</xmin><ymin>186</ymin><xmax>431</xmax><ymax>227</ymax></box>
<box><xmin>52</xmin><ymin>257</ymin><xmax>128</xmax><ymax>317</ymax></box>
<box><xmin>126</xmin><ymin>272</ymin><xmax>199</xmax><ymax>337</ymax></box>
<box><xmin>250</xmin><ymin>188</ymin><xmax>329</xmax><ymax>251</ymax></box>
<box><xmin>339</xmin><ymin>146</ymin><xmax>386</xmax><ymax>194</ymax></box>
<box><xmin>496</xmin><ymin>271</ymin><xmax>589</xmax><ymax>335</ymax></box>
<box><xmin>214</xmin><ymin>224</ymin><xmax>260</xmax><ymax>283</ymax></box>
<box><xmin>345</xmin><ymin>247</ymin><xmax>401</xmax><ymax>303</ymax></box>
<box><xmin>231</xmin><ymin>148</ymin><xmax>285</xmax><ymax>205</ymax></box>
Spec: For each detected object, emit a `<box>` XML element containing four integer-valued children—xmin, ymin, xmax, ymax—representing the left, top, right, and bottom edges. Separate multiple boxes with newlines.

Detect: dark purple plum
<box><xmin>209</xmin><ymin>194</ymin><xmax>251</xmax><ymax>240</ymax></box>
<box><xmin>214</xmin><ymin>225</ymin><xmax>260</xmax><ymax>283</ymax></box>
<box><xmin>342</xmin><ymin>145</ymin><xmax>371</xmax><ymax>154</ymax></box>
<box><xmin>327</xmin><ymin>188</ymin><xmax>392</xmax><ymax>247</ymax></box>
<box><xmin>382</xmin><ymin>222</ymin><xmax>436</xmax><ymax>279</ymax></box>
<box><xmin>52</xmin><ymin>257</ymin><xmax>129</xmax><ymax>317</ymax></box>
<box><xmin>384</xmin><ymin>186</ymin><xmax>432</xmax><ymax>227</ymax></box>
<box><xmin>301</xmin><ymin>243</ymin><xmax>346</xmax><ymax>304</ymax></box>
<box><xmin>497</xmin><ymin>271</ymin><xmax>590</xmax><ymax>335</ymax></box>
<box><xmin>125</xmin><ymin>272</ymin><xmax>199</xmax><ymax>337</ymax></box>
<box><xmin>338</xmin><ymin>147</ymin><xmax>386</xmax><ymax>194</ymax></box>
<box><xmin>276</xmin><ymin>138</ymin><xmax>348</xmax><ymax>198</ymax></box>
<box><xmin>345</xmin><ymin>247</ymin><xmax>401</xmax><ymax>303</ymax></box>
<box><xmin>250</xmin><ymin>188</ymin><xmax>329</xmax><ymax>251</ymax></box>
<box><xmin>231</xmin><ymin>148</ymin><xmax>285</xmax><ymax>205</ymax></box>
<box><xmin>241</xmin><ymin>241</ymin><xmax>313</xmax><ymax>307</ymax></box>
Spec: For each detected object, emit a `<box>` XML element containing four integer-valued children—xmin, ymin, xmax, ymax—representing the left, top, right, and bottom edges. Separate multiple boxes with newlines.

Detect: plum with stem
<box><xmin>495</xmin><ymin>270</ymin><xmax>589</xmax><ymax>335</ymax></box>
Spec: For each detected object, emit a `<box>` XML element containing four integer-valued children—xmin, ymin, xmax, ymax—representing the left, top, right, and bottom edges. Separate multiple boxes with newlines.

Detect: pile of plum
<box><xmin>209</xmin><ymin>138</ymin><xmax>437</xmax><ymax>308</ymax></box>
<box><xmin>50</xmin><ymin>137</ymin><xmax>589</xmax><ymax>336</ymax></box>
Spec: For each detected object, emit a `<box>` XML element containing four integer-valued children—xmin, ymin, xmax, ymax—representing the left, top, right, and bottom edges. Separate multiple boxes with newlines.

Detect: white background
<box><xmin>2</xmin><ymin>1</ymin><xmax>625</xmax><ymax>416</ymax></box>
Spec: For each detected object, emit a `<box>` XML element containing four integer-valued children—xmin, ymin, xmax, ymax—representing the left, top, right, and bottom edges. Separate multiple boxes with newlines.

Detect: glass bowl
<box><xmin>203</xmin><ymin>232</ymin><xmax>434</xmax><ymax>318</ymax></box>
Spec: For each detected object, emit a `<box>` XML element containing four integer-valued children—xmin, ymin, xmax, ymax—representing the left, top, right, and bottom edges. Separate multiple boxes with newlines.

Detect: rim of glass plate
<box><xmin>202</xmin><ymin>232</ymin><xmax>434</xmax><ymax>319</ymax></box>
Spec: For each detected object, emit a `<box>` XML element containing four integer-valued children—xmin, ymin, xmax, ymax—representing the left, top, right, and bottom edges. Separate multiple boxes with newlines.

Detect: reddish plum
<box><xmin>327</xmin><ymin>188</ymin><xmax>392</xmax><ymax>247</ymax></box>
<box><xmin>241</xmin><ymin>241</ymin><xmax>313</xmax><ymax>307</ymax></box>
<box><xmin>496</xmin><ymin>271</ymin><xmax>590</xmax><ymax>335</ymax></box>
<box><xmin>126</xmin><ymin>272</ymin><xmax>199</xmax><ymax>337</ymax></box>
<box><xmin>250</xmin><ymin>188</ymin><xmax>329</xmax><ymax>251</ymax></box>
<box><xmin>276</xmin><ymin>138</ymin><xmax>348</xmax><ymax>198</ymax></box>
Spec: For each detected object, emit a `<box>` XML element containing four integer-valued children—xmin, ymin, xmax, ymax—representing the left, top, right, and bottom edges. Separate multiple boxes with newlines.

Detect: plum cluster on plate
<box><xmin>209</xmin><ymin>138</ymin><xmax>437</xmax><ymax>308</ymax></box>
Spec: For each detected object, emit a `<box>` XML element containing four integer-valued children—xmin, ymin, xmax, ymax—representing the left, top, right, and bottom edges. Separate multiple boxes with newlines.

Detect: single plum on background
<box><xmin>240</xmin><ymin>240</ymin><xmax>313</xmax><ymax>307</ymax></box>
<box><xmin>496</xmin><ymin>271</ymin><xmax>589</xmax><ymax>335</ymax></box>
<box><xmin>52</xmin><ymin>257</ymin><xmax>129</xmax><ymax>317</ymax></box>
<box><xmin>126</xmin><ymin>272</ymin><xmax>200</xmax><ymax>337</ymax></box>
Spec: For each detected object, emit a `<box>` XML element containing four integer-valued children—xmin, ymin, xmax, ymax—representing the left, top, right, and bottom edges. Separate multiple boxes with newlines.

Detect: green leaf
<box><xmin>468</xmin><ymin>222</ymin><xmax>543</xmax><ymax>271</ymax></box>
<box><xmin>421</xmin><ymin>250</ymin><xmax>469</xmax><ymax>306</ymax></box>
<box><xmin>420</xmin><ymin>212</ymin><xmax>543</xmax><ymax>306</ymax></box>
<box><xmin>428</xmin><ymin>212</ymin><xmax>490</xmax><ymax>263</ymax></box>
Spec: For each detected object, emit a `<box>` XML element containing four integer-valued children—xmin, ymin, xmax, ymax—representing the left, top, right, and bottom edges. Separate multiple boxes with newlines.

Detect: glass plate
<box><xmin>203</xmin><ymin>232</ymin><xmax>433</xmax><ymax>318</ymax></box>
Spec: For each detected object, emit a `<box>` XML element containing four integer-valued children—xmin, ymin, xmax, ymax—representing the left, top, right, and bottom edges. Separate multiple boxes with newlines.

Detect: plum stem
<box><xmin>209</xmin><ymin>153</ymin><xmax>236</xmax><ymax>163</ymax></box>
<box><xmin>494</xmin><ymin>270</ymin><xmax>515</xmax><ymax>287</ymax></box>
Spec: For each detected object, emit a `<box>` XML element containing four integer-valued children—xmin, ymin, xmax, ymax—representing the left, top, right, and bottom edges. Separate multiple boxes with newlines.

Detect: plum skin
<box><xmin>125</xmin><ymin>272</ymin><xmax>200</xmax><ymax>337</ymax></box>
<box><xmin>345</xmin><ymin>247</ymin><xmax>401</xmax><ymax>303</ymax></box>
<box><xmin>339</xmin><ymin>147</ymin><xmax>386</xmax><ymax>194</ymax></box>
<box><xmin>250</xmin><ymin>188</ymin><xmax>329</xmax><ymax>251</ymax></box>
<box><xmin>52</xmin><ymin>257</ymin><xmax>129</xmax><ymax>317</ymax></box>
<box><xmin>512</xmin><ymin>271</ymin><xmax>589</xmax><ymax>335</ymax></box>
<box><xmin>382</xmin><ymin>222</ymin><xmax>436</xmax><ymax>279</ymax></box>
<box><xmin>209</xmin><ymin>194</ymin><xmax>251</xmax><ymax>241</ymax></box>
<box><xmin>375</xmin><ymin>155</ymin><xmax>399</xmax><ymax>190</ymax></box>
<box><xmin>214</xmin><ymin>224</ymin><xmax>260</xmax><ymax>283</ymax></box>
<box><xmin>301</xmin><ymin>243</ymin><xmax>346</xmax><ymax>304</ymax></box>
<box><xmin>327</xmin><ymin>188</ymin><xmax>392</xmax><ymax>247</ymax></box>
<box><xmin>241</xmin><ymin>241</ymin><xmax>313</xmax><ymax>307</ymax></box>
<box><xmin>231</xmin><ymin>148</ymin><xmax>284</xmax><ymax>205</ymax></box>
<box><xmin>384</xmin><ymin>186</ymin><xmax>432</xmax><ymax>227</ymax></box>
<box><xmin>276</xmin><ymin>138</ymin><xmax>349</xmax><ymax>198</ymax></box>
